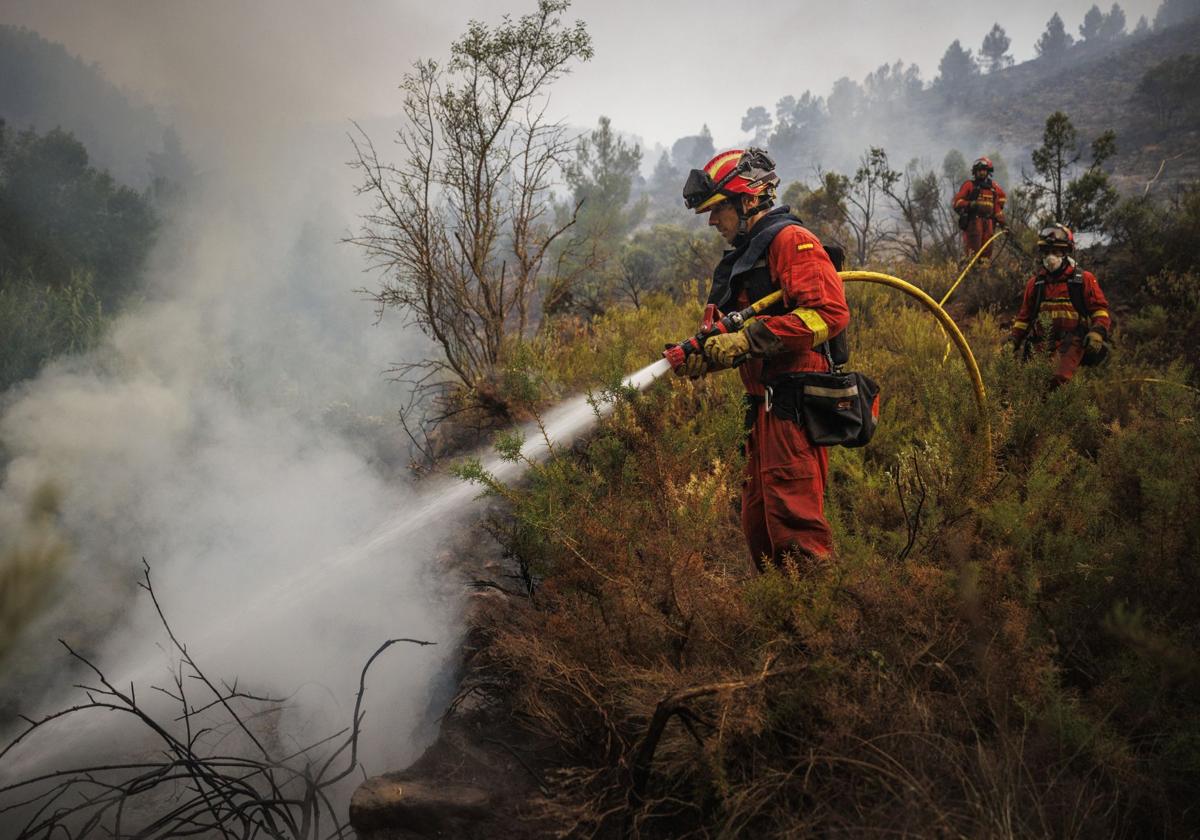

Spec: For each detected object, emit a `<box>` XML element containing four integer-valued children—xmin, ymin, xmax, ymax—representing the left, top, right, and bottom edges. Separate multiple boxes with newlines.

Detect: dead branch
<box><xmin>0</xmin><ymin>561</ymin><xmax>434</xmax><ymax>839</ymax></box>
<box><xmin>627</xmin><ymin>662</ymin><xmax>808</xmax><ymax>806</ymax></box>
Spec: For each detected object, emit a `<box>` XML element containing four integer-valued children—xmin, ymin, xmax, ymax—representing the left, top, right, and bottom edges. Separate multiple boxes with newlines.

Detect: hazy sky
<box><xmin>2</xmin><ymin>0</ymin><xmax>1163</xmax><ymax>152</ymax></box>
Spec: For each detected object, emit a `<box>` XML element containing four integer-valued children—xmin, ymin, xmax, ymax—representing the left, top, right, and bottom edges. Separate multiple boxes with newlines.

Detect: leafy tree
<box><xmin>942</xmin><ymin>149</ymin><xmax>970</xmax><ymax>186</ymax></box>
<box><xmin>740</xmin><ymin>106</ymin><xmax>772</xmax><ymax>144</ymax></box>
<box><xmin>774</xmin><ymin>92</ymin><xmax>824</xmax><ymax>130</ymax></box>
<box><xmin>862</xmin><ymin>61</ymin><xmax>923</xmax><ymax>106</ymax></box>
<box><xmin>826</xmin><ymin>77</ymin><xmax>864</xmax><ymax>122</ymax></box>
<box><xmin>0</xmin><ymin>25</ymin><xmax>174</xmax><ymax>188</ymax></box>
<box><xmin>1079</xmin><ymin>4</ymin><xmax>1105</xmax><ymax>40</ymax></box>
<box><xmin>980</xmin><ymin>23</ymin><xmax>1014</xmax><ymax>72</ymax></box>
<box><xmin>552</xmin><ymin>116</ymin><xmax>646</xmax><ymax>315</ymax></box>
<box><xmin>1035</xmin><ymin>13</ymin><xmax>1075</xmax><ymax>58</ymax></box>
<box><xmin>0</xmin><ymin>121</ymin><xmax>157</xmax><ymax>390</ymax></box>
<box><xmin>796</xmin><ymin>172</ymin><xmax>850</xmax><ymax>244</ymax></box>
<box><xmin>1099</xmin><ymin>3</ymin><xmax>1127</xmax><ymax>38</ymax></box>
<box><xmin>348</xmin><ymin>0</ymin><xmax>593</xmax><ymax>457</ymax></box>
<box><xmin>1027</xmin><ymin>111</ymin><xmax>1117</xmax><ymax>232</ymax></box>
<box><xmin>1029</xmin><ymin>112</ymin><xmax>1079</xmax><ymax>221</ymax></box>
<box><xmin>612</xmin><ymin>224</ymin><xmax>722</xmax><ymax>307</ymax></box>
<box><xmin>670</xmin><ymin>125</ymin><xmax>714</xmax><ymax>171</ymax></box>
<box><xmin>1064</xmin><ymin>131</ymin><xmax>1118</xmax><ymax>231</ymax></box>
<box><xmin>0</xmin><ymin>121</ymin><xmax>157</xmax><ymax>310</ymax></box>
<box><xmin>769</xmin><ymin>92</ymin><xmax>826</xmax><ymax>174</ymax></box>
<box><xmin>645</xmin><ymin>150</ymin><xmax>681</xmax><ymax>220</ymax></box>
<box><xmin>935</xmin><ymin>40</ymin><xmax>979</xmax><ymax>98</ymax></box>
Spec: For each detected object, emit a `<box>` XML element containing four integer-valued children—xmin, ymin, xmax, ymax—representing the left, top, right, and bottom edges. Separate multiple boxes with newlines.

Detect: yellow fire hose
<box><xmin>933</xmin><ymin>228</ymin><xmax>1010</xmax><ymax>364</ymax></box>
<box><xmin>840</xmin><ymin>271</ymin><xmax>989</xmax><ymax>448</ymax></box>
<box><xmin>672</xmin><ymin>273</ymin><xmax>990</xmax><ymax>452</ymax></box>
<box><xmin>938</xmin><ymin>228</ymin><xmax>1010</xmax><ymax>308</ymax></box>
<box><xmin>1115</xmin><ymin>377</ymin><xmax>1200</xmax><ymax>397</ymax></box>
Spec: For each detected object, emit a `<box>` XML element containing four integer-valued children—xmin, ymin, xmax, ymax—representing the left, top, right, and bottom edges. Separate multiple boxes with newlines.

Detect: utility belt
<box><xmin>744</xmin><ymin>351</ymin><xmax>880</xmax><ymax>449</ymax></box>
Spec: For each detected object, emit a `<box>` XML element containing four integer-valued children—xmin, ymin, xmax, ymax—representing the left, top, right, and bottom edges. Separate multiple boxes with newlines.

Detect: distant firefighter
<box><xmin>953</xmin><ymin>157</ymin><xmax>1006</xmax><ymax>260</ymax></box>
<box><xmin>1009</xmin><ymin>223</ymin><xmax>1111</xmax><ymax>388</ymax></box>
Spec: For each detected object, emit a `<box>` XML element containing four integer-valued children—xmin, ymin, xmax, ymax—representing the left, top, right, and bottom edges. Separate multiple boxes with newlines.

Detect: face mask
<box><xmin>1042</xmin><ymin>253</ymin><xmax>1064</xmax><ymax>272</ymax></box>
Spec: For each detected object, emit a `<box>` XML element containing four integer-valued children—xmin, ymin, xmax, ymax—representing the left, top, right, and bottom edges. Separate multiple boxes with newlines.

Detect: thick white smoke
<box><xmin>0</xmin><ymin>4</ymin><xmax>473</xmax><ymax>801</ymax></box>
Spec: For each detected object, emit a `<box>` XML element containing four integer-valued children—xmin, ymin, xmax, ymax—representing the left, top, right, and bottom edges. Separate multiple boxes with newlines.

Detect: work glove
<box><xmin>702</xmin><ymin>329</ymin><xmax>749</xmax><ymax>370</ymax></box>
<box><xmin>1084</xmin><ymin>331</ymin><xmax>1105</xmax><ymax>353</ymax></box>
<box><xmin>674</xmin><ymin>352</ymin><xmax>710</xmax><ymax>379</ymax></box>
<box><xmin>704</xmin><ymin>319</ymin><xmax>781</xmax><ymax>369</ymax></box>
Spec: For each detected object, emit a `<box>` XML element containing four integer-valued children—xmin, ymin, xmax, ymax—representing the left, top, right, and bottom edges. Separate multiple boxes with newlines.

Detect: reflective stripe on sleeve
<box><xmin>1012</xmin><ymin>320</ymin><xmax>1029</xmax><ymax>331</ymax></box>
<box><xmin>791</xmin><ymin>307</ymin><xmax>829</xmax><ymax>345</ymax></box>
<box><xmin>1091</xmin><ymin>309</ymin><xmax>1109</xmax><ymax>321</ymax></box>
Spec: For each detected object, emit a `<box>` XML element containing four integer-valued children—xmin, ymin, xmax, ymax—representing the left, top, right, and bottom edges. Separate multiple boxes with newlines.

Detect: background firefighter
<box><xmin>674</xmin><ymin>148</ymin><xmax>849</xmax><ymax>571</ymax></box>
<box><xmin>1009</xmin><ymin>223</ymin><xmax>1112</xmax><ymax>388</ymax></box>
<box><xmin>953</xmin><ymin>157</ymin><xmax>1006</xmax><ymax>260</ymax></box>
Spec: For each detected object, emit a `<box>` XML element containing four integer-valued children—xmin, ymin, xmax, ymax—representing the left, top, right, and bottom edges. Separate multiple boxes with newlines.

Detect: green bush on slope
<box><xmin>459</xmin><ymin>268</ymin><xmax>1200</xmax><ymax>838</ymax></box>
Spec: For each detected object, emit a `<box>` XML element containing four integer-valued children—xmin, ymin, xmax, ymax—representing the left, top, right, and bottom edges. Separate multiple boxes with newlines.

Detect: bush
<box><xmin>455</xmin><ymin>269</ymin><xmax>1200</xmax><ymax>836</ymax></box>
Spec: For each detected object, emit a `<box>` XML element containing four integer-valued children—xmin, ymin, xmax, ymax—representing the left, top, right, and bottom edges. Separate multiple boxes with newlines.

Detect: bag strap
<box><xmin>1066</xmin><ymin>273</ymin><xmax>1091</xmax><ymax>331</ymax></box>
<box><xmin>821</xmin><ymin>338</ymin><xmax>837</xmax><ymax>373</ymax></box>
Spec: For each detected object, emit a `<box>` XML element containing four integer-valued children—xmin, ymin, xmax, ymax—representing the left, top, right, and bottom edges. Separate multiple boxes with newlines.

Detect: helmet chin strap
<box><xmin>733</xmin><ymin>195</ymin><xmax>769</xmax><ymax>236</ymax></box>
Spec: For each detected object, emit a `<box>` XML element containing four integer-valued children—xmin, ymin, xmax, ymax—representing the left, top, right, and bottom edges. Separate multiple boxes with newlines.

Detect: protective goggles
<box><xmin>1036</xmin><ymin>227</ymin><xmax>1071</xmax><ymax>249</ymax></box>
<box><xmin>682</xmin><ymin>167</ymin><xmax>731</xmax><ymax>210</ymax></box>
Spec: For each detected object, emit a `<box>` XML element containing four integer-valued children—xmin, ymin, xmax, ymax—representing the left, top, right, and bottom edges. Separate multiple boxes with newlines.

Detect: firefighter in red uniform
<box><xmin>1009</xmin><ymin>223</ymin><xmax>1111</xmax><ymax>387</ymax></box>
<box><xmin>674</xmin><ymin>148</ymin><xmax>850</xmax><ymax>571</ymax></box>
<box><xmin>953</xmin><ymin>157</ymin><xmax>1007</xmax><ymax>260</ymax></box>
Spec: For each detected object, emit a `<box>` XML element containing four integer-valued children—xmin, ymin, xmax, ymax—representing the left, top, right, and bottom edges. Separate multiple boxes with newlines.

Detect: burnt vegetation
<box><xmin>0</xmin><ymin>563</ymin><xmax>433</xmax><ymax>839</ymax></box>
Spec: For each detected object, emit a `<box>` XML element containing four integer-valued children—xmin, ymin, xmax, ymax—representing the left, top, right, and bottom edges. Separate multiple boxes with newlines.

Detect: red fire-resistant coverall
<box><xmin>1010</xmin><ymin>262</ymin><xmax>1111</xmax><ymax>386</ymax></box>
<box><xmin>732</xmin><ymin>226</ymin><xmax>850</xmax><ymax>568</ymax></box>
<box><xmin>953</xmin><ymin>178</ymin><xmax>1006</xmax><ymax>259</ymax></box>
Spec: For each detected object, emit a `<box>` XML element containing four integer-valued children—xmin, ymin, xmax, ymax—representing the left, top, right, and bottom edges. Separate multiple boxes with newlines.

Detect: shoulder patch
<box><xmin>796</xmin><ymin>243</ymin><xmax>814</xmax><ymax>252</ymax></box>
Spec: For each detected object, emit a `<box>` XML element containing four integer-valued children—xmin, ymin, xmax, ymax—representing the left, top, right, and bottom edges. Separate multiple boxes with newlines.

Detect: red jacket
<box><xmin>734</xmin><ymin>225</ymin><xmax>850</xmax><ymax>397</ymax></box>
<box><xmin>1011</xmin><ymin>261</ymin><xmax>1111</xmax><ymax>345</ymax></box>
<box><xmin>953</xmin><ymin>178</ymin><xmax>1006</xmax><ymax>224</ymax></box>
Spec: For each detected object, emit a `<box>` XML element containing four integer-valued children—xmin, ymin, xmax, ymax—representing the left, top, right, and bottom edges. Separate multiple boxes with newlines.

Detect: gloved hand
<box><xmin>674</xmin><ymin>352</ymin><xmax>710</xmax><ymax>379</ymax></box>
<box><xmin>1001</xmin><ymin>334</ymin><xmax>1021</xmax><ymax>356</ymax></box>
<box><xmin>703</xmin><ymin>328</ymin><xmax>751</xmax><ymax>369</ymax></box>
<box><xmin>1084</xmin><ymin>331</ymin><xmax>1105</xmax><ymax>353</ymax></box>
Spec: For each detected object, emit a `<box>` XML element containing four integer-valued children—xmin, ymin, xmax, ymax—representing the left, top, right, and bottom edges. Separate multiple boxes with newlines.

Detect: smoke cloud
<box><xmin>0</xmin><ymin>0</ymin><xmax>467</xmax><ymax>795</ymax></box>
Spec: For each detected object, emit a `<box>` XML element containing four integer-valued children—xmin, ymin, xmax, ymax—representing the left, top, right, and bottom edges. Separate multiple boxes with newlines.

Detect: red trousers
<box><xmin>1050</xmin><ymin>336</ymin><xmax>1086</xmax><ymax>387</ymax></box>
<box><xmin>742</xmin><ymin>403</ymin><xmax>832</xmax><ymax>571</ymax></box>
<box><xmin>962</xmin><ymin>218</ymin><xmax>999</xmax><ymax>260</ymax></box>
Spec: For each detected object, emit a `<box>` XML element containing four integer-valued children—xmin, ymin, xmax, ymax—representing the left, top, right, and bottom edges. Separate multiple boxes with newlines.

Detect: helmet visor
<box><xmin>682</xmin><ymin>168</ymin><xmax>718</xmax><ymax>210</ymax></box>
<box><xmin>1037</xmin><ymin>226</ymin><xmax>1071</xmax><ymax>250</ymax></box>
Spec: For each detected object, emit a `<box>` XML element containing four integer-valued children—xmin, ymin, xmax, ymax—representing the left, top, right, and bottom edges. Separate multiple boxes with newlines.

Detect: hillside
<box><xmin>955</xmin><ymin>16</ymin><xmax>1200</xmax><ymax>189</ymax></box>
<box><xmin>0</xmin><ymin>25</ymin><xmax>187</xmax><ymax>188</ymax></box>
<box><xmin>747</xmin><ymin>14</ymin><xmax>1200</xmax><ymax>196</ymax></box>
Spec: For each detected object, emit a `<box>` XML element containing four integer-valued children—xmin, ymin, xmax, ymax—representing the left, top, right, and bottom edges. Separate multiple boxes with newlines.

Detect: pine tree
<box><xmin>1079</xmin><ymin>4</ymin><xmax>1104</xmax><ymax>40</ymax></box>
<box><xmin>1099</xmin><ymin>3</ymin><xmax>1127</xmax><ymax>39</ymax></box>
<box><xmin>936</xmin><ymin>39</ymin><xmax>979</xmax><ymax>96</ymax></box>
<box><xmin>740</xmin><ymin>106</ymin><xmax>772</xmax><ymax>144</ymax></box>
<box><xmin>1036</xmin><ymin>12</ymin><xmax>1075</xmax><ymax>58</ymax></box>
<box><xmin>1133</xmin><ymin>14</ymin><xmax>1150</xmax><ymax>36</ymax></box>
<box><xmin>1154</xmin><ymin>0</ymin><xmax>1200</xmax><ymax>30</ymax></box>
<box><xmin>981</xmin><ymin>23</ymin><xmax>1014</xmax><ymax>72</ymax></box>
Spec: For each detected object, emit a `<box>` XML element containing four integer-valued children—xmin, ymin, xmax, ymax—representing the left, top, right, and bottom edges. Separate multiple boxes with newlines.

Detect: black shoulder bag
<box><xmin>766</xmin><ymin>342</ymin><xmax>881</xmax><ymax>448</ymax></box>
